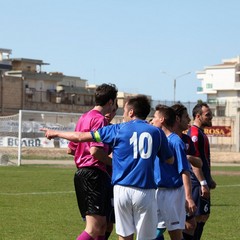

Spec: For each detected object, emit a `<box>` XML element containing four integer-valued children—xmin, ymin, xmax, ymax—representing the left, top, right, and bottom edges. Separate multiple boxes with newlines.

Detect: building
<box><xmin>0</xmin><ymin>49</ymin><xmax>97</xmax><ymax>116</ymax></box>
<box><xmin>86</xmin><ymin>84</ymin><xmax>152</xmax><ymax>117</ymax></box>
<box><xmin>0</xmin><ymin>48</ymin><xmax>12</xmax><ymax>70</ymax></box>
<box><xmin>196</xmin><ymin>56</ymin><xmax>240</xmax><ymax>116</ymax></box>
<box><xmin>0</xmin><ymin>48</ymin><xmax>152</xmax><ymax>116</ymax></box>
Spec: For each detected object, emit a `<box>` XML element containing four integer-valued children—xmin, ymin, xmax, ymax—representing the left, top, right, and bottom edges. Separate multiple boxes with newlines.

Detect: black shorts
<box><xmin>192</xmin><ymin>184</ymin><xmax>211</xmax><ymax>216</ymax></box>
<box><xmin>74</xmin><ymin>167</ymin><xmax>113</xmax><ymax>219</ymax></box>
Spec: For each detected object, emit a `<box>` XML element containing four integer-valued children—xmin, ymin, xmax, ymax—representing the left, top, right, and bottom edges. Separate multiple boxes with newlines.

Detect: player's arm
<box><xmin>186</xmin><ymin>135</ymin><xmax>202</xmax><ymax>168</ymax></box>
<box><xmin>187</xmin><ymin>155</ymin><xmax>202</xmax><ymax>168</ymax></box>
<box><xmin>190</xmin><ymin>131</ymin><xmax>210</xmax><ymax>198</ymax></box>
<box><xmin>67</xmin><ymin>147</ymin><xmax>75</xmax><ymax>155</ymax></box>
<box><xmin>182</xmin><ymin>170</ymin><xmax>197</xmax><ymax>215</ymax></box>
<box><xmin>40</xmin><ymin>128</ymin><xmax>93</xmax><ymax>142</ymax></box>
<box><xmin>209</xmin><ymin>177</ymin><xmax>217</xmax><ymax>189</ymax></box>
<box><xmin>157</xmin><ymin>129</ymin><xmax>174</xmax><ymax>164</ymax></box>
<box><xmin>90</xmin><ymin>146</ymin><xmax>112</xmax><ymax>166</ymax></box>
<box><xmin>192</xmin><ymin>166</ymin><xmax>210</xmax><ymax>198</ymax></box>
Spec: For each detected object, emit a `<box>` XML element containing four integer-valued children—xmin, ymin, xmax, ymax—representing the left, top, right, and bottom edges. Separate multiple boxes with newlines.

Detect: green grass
<box><xmin>0</xmin><ymin>165</ymin><xmax>239</xmax><ymax>240</ymax></box>
<box><xmin>21</xmin><ymin>155</ymin><xmax>71</xmax><ymax>160</ymax></box>
<box><xmin>212</xmin><ymin>165</ymin><xmax>240</xmax><ymax>171</ymax></box>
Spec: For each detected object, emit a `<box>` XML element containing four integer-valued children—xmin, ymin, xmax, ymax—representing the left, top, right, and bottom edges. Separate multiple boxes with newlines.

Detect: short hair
<box><xmin>155</xmin><ymin>104</ymin><xmax>176</xmax><ymax>128</ymax></box>
<box><xmin>171</xmin><ymin>103</ymin><xmax>187</xmax><ymax>118</ymax></box>
<box><xmin>95</xmin><ymin>83</ymin><xmax>118</xmax><ymax>106</ymax></box>
<box><xmin>192</xmin><ymin>102</ymin><xmax>209</xmax><ymax>119</ymax></box>
<box><xmin>127</xmin><ymin>95</ymin><xmax>151</xmax><ymax>120</ymax></box>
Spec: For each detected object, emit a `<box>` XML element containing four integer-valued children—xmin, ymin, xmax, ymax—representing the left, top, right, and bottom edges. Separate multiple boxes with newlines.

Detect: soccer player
<box><xmin>41</xmin><ymin>95</ymin><xmax>174</xmax><ymax>240</ymax></box>
<box><xmin>171</xmin><ymin>103</ymin><xmax>202</xmax><ymax>169</ymax></box>
<box><xmin>104</xmin><ymin>102</ymin><xmax>118</xmax><ymax>240</ymax></box>
<box><xmin>151</xmin><ymin>104</ymin><xmax>196</xmax><ymax>240</ymax></box>
<box><xmin>66</xmin><ymin>83</ymin><xmax>118</xmax><ymax>240</ymax></box>
<box><xmin>187</xmin><ymin>103</ymin><xmax>217</xmax><ymax>240</ymax></box>
<box><xmin>171</xmin><ymin>103</ymin><xmax>202</xmax><ymax>240</ymax></box>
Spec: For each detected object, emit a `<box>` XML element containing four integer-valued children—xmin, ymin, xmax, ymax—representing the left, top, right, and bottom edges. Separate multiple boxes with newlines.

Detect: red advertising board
<box><xmin>204</xmin><ymin>126</ymin><xmax>231</xmax><ymax>137</ymax></box>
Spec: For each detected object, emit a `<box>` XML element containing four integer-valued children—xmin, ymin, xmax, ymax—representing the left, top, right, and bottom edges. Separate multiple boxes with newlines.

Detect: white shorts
<box><xmin>156</xmin><ymin>185</ymin><xmax>186</xmax><ymax>231</ymax></box>
<box><xmin>114</xmin><ymin>185</ymin><xmax>158</xmax><ymax>240</ymax></box>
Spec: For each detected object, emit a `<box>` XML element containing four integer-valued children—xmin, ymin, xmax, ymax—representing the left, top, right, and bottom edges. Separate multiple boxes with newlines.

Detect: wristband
<box><xmin>200</xmin><ymin>180</ymin><xmax>207</xmax><ymax>186</ymax></box>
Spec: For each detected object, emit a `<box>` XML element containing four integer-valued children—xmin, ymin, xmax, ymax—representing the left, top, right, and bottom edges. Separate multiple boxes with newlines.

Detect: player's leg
<box><xmin>191</xmin><ymin>185</ymin><xmax>210</xmax><ymax>240</ymax></box>
<box><xmin>163</xmin><ymin>187</ymin><xmax>186</xmax><ymax>240</ymax></box>
<box><xmin>182</xmin><ymin>216</ymin><xmax>196</xmax><ymax>240</ymax></box>
<box><xmin>114</xmin><ymin>185</ymin><xmax>135</xmax><ymax>240</ymax></box>
<box><xmin>133</xmin><ymin>188</ymin><xmax>158</xmax><ymax>240</ymax></box>
<box><xmin>105</xmin><ymin>222</ymin><xmax>113</xmax><ymax>240</ymax></box>
<box><xmin>155</xmin><ymin>227</ymin><xmax>166</xmax><ymax>240</ymax></box>
<box><xmin>155</xmin><ymin>188</ymin><xmax>167</xmax><ymax>240</ymax></box>
<box><xmin>193</xmin><ymin>214</ymin><xmax>209</xmax><ymax>240</ymax></box>
<box><xmin>105</xmin><ymin>182</ymin><xmax>115</xmax><ymax>240</ymax></box>
<box><xmin>75</xmin><ymin>168</ymin><xmax>108</xmax><ymax>240</ymax></box>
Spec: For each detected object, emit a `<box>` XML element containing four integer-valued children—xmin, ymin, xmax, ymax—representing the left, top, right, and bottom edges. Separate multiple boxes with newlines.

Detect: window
<box><xmin>206</xmin><ymin>83</ymin><xmax>213</xmax><ymax>89</ymax></box>
<box><xmin>217</xmin><ymin>106</ymin><xmax>225</xmax><ymax>117</ymax></box>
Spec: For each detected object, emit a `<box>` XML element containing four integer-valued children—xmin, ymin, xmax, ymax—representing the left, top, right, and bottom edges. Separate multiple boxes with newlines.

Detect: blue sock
<box><xmin>155</xmin><ymin>228</ymin><xmax>166</xmax><ymax>240</ymax></box>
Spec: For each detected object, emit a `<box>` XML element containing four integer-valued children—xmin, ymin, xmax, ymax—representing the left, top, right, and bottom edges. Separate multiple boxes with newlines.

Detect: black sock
<box><xmin>105</xmin><ymin>232</ymin><xmax>111</xmax><ymax>240</ymax></box>
<box><xmin>183</xmin><ymin>232</ymin><xmax>194</xmax><ymax>240</ymax></box>
<box><xmin>193</xmin><ymin>222</ymin><xmax>205</xmax><ymax>240</ymax></box>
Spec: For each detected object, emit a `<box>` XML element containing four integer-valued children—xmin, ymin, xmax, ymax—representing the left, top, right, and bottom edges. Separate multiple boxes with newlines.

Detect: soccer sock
<box><xmin>105</xmin><ymin>231</ymin><xmax>111</xmax><ymax>240</ymax></box>
<box><xmin>155</xmin><ymin>228</ymin><xmax>165</xmax><ymax>240</ymax></box>
<box><xmin>193</xmin><ymin>222</ymin><xmax>205</xmax><ymax>240</ymax></box>
<box><xmin>155</xmin><ymin>235</ymin><xmax>164</xmax><ymax>240</ymax></box>
<box><xmin>182</xmin><ymin>232</ymin><xmax>194</xmax><ymax>240</ymax></box>
<box><xmin>76</xmin><ymin>231</ymin><xmax>94</xmax><ymax>240</ymax></box>
<box><xmin>94</xmin><ymin>236</ymin><xmax>105</xmax><ymax>240</ymax></box>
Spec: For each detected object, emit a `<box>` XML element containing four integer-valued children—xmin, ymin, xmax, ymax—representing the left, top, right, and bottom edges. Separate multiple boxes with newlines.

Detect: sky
<box><xmin>2</xmin><ymin>0</ymin><xmax>240</xmax><ymax>102</ymax></box>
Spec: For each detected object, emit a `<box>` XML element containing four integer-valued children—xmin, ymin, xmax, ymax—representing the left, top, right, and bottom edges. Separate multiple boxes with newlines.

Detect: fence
<box><xmin>0</xmin><ymin>110</ymin><xmax>239</xmax><ymax>166</ymax></box>
<box><xmin>0</xmin><ymin>110</ymin><xmax>124</xmax><ymax>165</ymax></box>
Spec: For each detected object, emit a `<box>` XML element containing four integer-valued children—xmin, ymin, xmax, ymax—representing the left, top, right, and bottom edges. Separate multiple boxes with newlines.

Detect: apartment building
<box><xmin>0</xmin><ymin>49</ymin><xmax>97</xmax><ymax>116</ymax></box>
<box><xmin>196</xmin><ymin>56</ymin><xmax>240</xmax><ymax>116</ymax></box>
<box><xmin>0</xmin><ymin>48</ymin><xmax>152</xmax><ymax>117</ymax></box>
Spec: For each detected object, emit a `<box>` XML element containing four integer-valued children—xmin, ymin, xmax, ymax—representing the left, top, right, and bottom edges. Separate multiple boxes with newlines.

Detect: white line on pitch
<box><xmin>217</xmin><ymin>184</ymin><xmax>240</xmax><ymax>188</ymax></box>
<box><xmin>1</xmin><ymin>184</ymin><xmax>240</xmax><ymax>196</ymax></box>
<box><xmin>0</xmin><ymin>191</ymin><xmax>75</xmax><ymax>196</ymax></box>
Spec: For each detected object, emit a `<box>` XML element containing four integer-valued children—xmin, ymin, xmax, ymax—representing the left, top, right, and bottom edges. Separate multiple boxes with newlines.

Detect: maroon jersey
<box><xmin>187</xmin><ymin>125</ymin><xmax>211</xmax><ymax>186</ymax></box>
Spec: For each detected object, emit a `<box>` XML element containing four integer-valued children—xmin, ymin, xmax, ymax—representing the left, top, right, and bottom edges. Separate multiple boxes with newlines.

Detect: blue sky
<box><xmin>2</xmin><ymin>0</ymin><xmax>240</xmax><ymax>102</ymax></box>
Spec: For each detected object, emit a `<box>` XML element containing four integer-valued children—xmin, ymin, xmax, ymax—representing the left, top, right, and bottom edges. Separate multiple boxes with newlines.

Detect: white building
<box><xmin>196</xmin><ymin>56</ymin><xmax>240</xmax><ymax>116</ymax></box>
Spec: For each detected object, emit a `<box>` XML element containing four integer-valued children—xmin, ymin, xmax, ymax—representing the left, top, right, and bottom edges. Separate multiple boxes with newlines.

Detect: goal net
<box><xmin>0</xmin><ymin>110</ymin><xmax>123</xmax><ymax>166</ymax></box>
<box><xmin>0</xmin><ymin>110</ymin><xmax>81</xmax><ymax>166</ymax></box>
<box><xmin>0</xmin><ymin>113</ymin><xmax>20</xmax><ymax>165</ymax></box>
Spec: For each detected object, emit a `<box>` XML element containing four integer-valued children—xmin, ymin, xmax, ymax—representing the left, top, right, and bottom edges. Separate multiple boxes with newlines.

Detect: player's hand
<box><xmin>209</xmin><ymin>179</ymin><xmax>217</xmax><ymax>189</ymax></box>
<box><xmin>201</xmin><ymin>185</ymin><xmax>210</xmax><ymax>199</ymax></box>
<box><xmin>186</xmin><ymin>198</ymin><xmax>197</xmax><ymax>215</ymax></box>
<box><xmin>40</xmin><ymin>128</ymin><xmax>57</xmax><ymax>140</ymax></box>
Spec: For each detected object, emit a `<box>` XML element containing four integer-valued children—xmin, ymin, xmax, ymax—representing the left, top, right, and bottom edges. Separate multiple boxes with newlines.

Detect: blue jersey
<box><xmin>156</xmin><ymin>133</ymin><xmax>190</xmax><ymax>188</ymax></box>
<box><xmin>181</xmin><ymin>133</ymin><xmax>196</xmax><ymax>172</ymax></box>
<box><xmin>92</xmin><ymin>119</ymin><xmax>173</xmax><ymax>189</ymax></box>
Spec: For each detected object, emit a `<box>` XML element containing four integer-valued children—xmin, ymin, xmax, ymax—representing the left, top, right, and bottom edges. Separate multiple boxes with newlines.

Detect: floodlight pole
<box><xmin>161</xmin><ymin>71</ymin><xmax>191</xmax><ymax>102</ymax></box>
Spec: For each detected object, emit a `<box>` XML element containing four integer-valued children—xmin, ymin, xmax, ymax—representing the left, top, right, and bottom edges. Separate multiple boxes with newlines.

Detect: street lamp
<box><xmin>161</xmin><ymin>71</ymin><xmax>191</xmax><ymax>102</ymax></box>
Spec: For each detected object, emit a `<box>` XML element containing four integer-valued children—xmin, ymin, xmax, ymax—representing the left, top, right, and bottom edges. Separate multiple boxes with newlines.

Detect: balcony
<box><xmin>207</xmin><ymin>99</ymin><xmax>226</xmax><ymax>106</ymax></box>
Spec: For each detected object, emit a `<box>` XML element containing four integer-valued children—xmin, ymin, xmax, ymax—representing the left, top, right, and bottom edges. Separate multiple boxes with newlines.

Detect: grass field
<box><xmin>0</xmin><ymin>165</ymin><xmax>239</xmax><ymax>240</ymax></box>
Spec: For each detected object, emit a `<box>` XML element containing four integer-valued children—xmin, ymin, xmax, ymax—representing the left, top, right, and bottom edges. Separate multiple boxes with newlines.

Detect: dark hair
<box><xmin>95</xmin><ymin>83</ymin><xmax>118</xmax><ymax>106</ymax></box>
<box><xmin>192</xmin><ymin>102</ymin><xmax>209</xmax><ymax>119</ymax></box>
<box><xmin>127</xmin><ymin>95</ymin><xmax>151</xmax><ymax>120</ymax></box>
<box><xmin>171</xmin><ymin>103</ymin><xmax>187</xmax><ymax>118</ymax></box>
<box><xmin>155</xmin><ymin>104</ymin><xmax>176</xmax><ymax>128</ymax></box>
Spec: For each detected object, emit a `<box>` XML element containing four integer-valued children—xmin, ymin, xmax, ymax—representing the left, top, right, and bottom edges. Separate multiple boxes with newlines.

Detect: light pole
<box><xmin>161</xmin><ymin>71</ymin><xmax>191</xmax><ymax>102</ymax></box>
